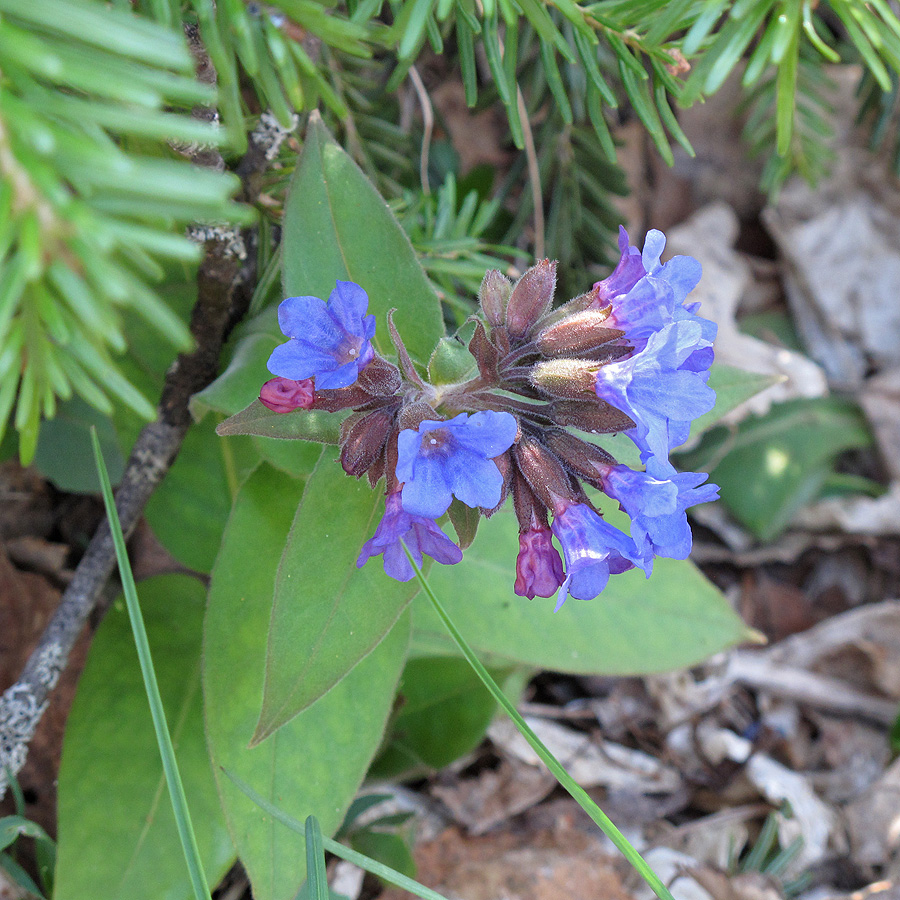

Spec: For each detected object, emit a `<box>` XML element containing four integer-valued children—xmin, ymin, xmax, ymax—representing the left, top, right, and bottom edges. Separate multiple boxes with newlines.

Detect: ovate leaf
<box><xmin>413</xmin><ymin>508</ymin><xmax>749</xmax><ymax>673</ymax></box>
<box><xmin>205</xmin><ymin>464</ymin><xmax>409</xmax><ymax>900</ymax></box>
<box><xmin>55</xmin><ymin>576</ymin><xmax>234</xmax><ymax>900</ymax></box>
<box><xmin>282</xmin><ymin>112</ymin><xmax>444</xmax><ymax>366</ymax></box>
<box><xmin>254</xmin><ymin>451</ymin><xmax>418</xmax><ymax>740</ymax></box>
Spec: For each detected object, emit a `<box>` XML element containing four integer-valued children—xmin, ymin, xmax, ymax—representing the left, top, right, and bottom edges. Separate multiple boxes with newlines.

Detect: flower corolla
<box><xmin>356</xmin><ymin>491</ymin><xmax>462</xmax><ymax>581</ymax></box>
<box><xmin>396</xmin><ymin>411</ymin><xmax>518</xmax><ymax>519</ymax></box>
<box><xmin>268</xmin><ymin>280</ymin><xmax>376</xmax><ymax>390</ymax></box>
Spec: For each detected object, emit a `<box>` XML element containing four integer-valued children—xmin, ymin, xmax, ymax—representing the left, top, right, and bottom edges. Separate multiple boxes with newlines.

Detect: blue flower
<box><xmin>593</xmin><ymin>321</ymin><xmax>716</xmax><ymax>474</ymax></box>
<box><xmin>593</xmin><ymin>228</ymin><xmax>714</xmax><ymax>357</ymax></box>
<box><xmin>267</xmin><ymin>280</ymin><xmax>376</xmax><ymax>390</ymax></box>
<box><xmin>602</xmin><ymin>464</ymin><xmax>719</xmax><ymax>574</ymax></box>
<box><xmin>356</xmin><ymin>491</ymin><xmax>462</xmax><ymax>582</ymax></box>
<box><xmin>396</xmin><ymin>411</ymin><xmax>519</xmax><ymax>519</ymax></box>
<box><xmin>550</xmin><ymin>503</ymin><xmax>639</xmax><ymax>610</ymax></box>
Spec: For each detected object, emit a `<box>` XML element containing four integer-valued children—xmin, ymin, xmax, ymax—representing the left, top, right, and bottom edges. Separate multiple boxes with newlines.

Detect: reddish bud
<box><xmin>479</xmin><ymin>269</ymin><xmax>513</xmax><ymax>327</ymax></box>
<box><xmin>536</xmin><ymin>310</ymin><xmax>622</xmax><ymax>357</ymax></box>
<box><xmin>340</xmin><ymin>408</ymin><xmax>394</xmax><ymax>477</ymax></box>
<box><xmin>313</xmin><ymin>384</ymin><xmax>374</xmax><ymax>412</ymax></box>
<box><xmin>481</xmin><ymin>450</ymin><xmax>512</xmax><ymax>517</ymax></box>
<box><xmin>505</xmin><ymin>259</ymin><xmax>557</xmax><ymax>340</ymax></box>
<box><xmin>358</xmin><ymin>355</ymin><xmax>402</xmax><ymax>396</ymax></box>
<box><xmin>398</xmin><ymin>400</ymin><xmax>439</xmax><ymax>432</ymax></box>
<box><xmin>468</xmin><ymin>319</ymin><xmax>500</xmax><ymax>382</ymax></box>
<box><xmin>550</xmin><ymin>399</ymin><xmax>636</xmax><ymax>434</ymax></box>
<box><xmin>259</xmin><ymin>377</ymin><xmax>314</xmax><ymax>413</ymax></box>
<box><xmin>544</xmin><ymin>430</ymin><xmax>615</xmax><ymax>487</ymax></box>
<box><xmin>529</xmin><ymin>359</ymin><xmax>597</xmax><ymax>400</ymax></box>
<box><xmin>513</xmin><ymin>434</ymin><xmax>575</xmax><ymax>514</ymax></box>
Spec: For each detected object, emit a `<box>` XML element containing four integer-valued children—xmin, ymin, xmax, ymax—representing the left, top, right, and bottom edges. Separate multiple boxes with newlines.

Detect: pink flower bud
<box><xmin>259</xmin><ymin>376</ymin><xmax>314</xmax><ymax>413</ymax></box>
<box><xmin>479</xmin><ymin>269</ymin><xmax>513</xmax><ymax>327</ymax></box>
<box><xmin>535</xmin><ymin>310</ymin><xmax>621</xmax><ymax>357</ymax></box>
<box><xmin>514</xmin><ymin>526</ymin><xmax>564</xmax><ymax>599</ymax></box>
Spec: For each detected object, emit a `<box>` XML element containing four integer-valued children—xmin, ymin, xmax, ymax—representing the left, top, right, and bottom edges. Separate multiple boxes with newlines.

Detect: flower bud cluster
<box><xmin>261</xmin><ymin>228</ymin><xmax>719</xmax><ymax>609</ymax></box>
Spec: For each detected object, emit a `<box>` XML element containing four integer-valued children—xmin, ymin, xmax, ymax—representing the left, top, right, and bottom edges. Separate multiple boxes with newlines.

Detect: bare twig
<box><xmin>0</xmin><ymin>235</ymin><xmax>255</xmax><ymax>799</ymax></box>
<box><xmin>517</xmin><ymin>85</ymin><xmax>544</xmax><ymax>260</ymax></box>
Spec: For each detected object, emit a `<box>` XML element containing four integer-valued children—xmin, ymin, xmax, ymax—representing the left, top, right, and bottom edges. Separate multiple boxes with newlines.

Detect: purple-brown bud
<box><xmin>468</xmin><ymin>319</ymin><xmax>500</xmax><ymax>382</ymax></box>
<box><xmin>536</xmin><ymin>310</ymin><xmax>622</xmax><ymax>357</ymax></box>
<box><xmin>357</xmin><ymin>355</ymin><xmax>402</xmax><ymax>396</ymax></box>
<box><xmin>505</xmin><ymin>259</ymin><xmax>557</xmax><ymax>340</ymax></box>
<box><xmin>398</xmin><ymin>400</ymin><xmax>439</xmax><ymax>432</ymax></box>
<box><xmin>481</xmin><ymin>450</ymin><xmax>512</xmax><ymax>517</ymax></box>
<box><xmin>312</xmin><ymin>384</ymin><xmax>374</xmax><ymax>412</ymax></box>
<box><xmin>529</xmin><ymin>359</ymin><xmax>598</xmax><ymax>400</ymax></box>
<box><xmin>479</xmin><ymin>269</ymin><xmax>512</xmax><ymax>327</ymax></box>
<box><xmin>550</xmin><ymin>399</ymin><xmax>636</xmax><ymax>434</ymax></box>
<box><xmin>340</xmin><ymin>408</ymin><xmax>394</xmax><ymax>477</ymax></box>
<box><xmin>259</xmin><ymin>377</ymin><xmax>315</xmax><ymax>413</ymax></box>
<box><xmin>513</xmin><ymin>434</ymin><xmax>575</xmax><ymax>514</ymax></box>
<box><xmin>544</xmin><ymin>430</ymin><xmax>615</xmax><ymax>488</ymax></box>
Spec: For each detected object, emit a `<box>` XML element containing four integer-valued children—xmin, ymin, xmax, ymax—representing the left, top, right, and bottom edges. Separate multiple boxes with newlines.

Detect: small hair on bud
<box><xmin>397</xmin><ymin>400</ymin><xmax>439</xmax><ymax>431</ymax></box>
<box><xmin>340</xmin><ymin>408</ymin><xmax>394</xmax><ymax>477</ymax></box>
<box><xmin>505</xmin><ymin>259</ymin><xmax>557</xmax><ymax>340</ymax></box>
<box><xmin>513</xmin><ymin>434</ymin><xmax>575</xmax><ymax>514</ymax></box>
<box><xmin>550</xmin><ymin>399</ymin><xmax>636</xmax><ymax>434</ymax></box>
<box><xmin>479</xmin><ymin>269</ymin><xmax>513</xmax><ymax>327</ymax></box>
<box><xmin>357</xmin><ymin>355</ymin><xmax>402</xmax><ymax>396</ymax></box>
<box><xmin>529</xmin><ymin>359</ymin><xmax>598</xmax><ymax>400</ymax></box>
<box><xmin>544</xmin><ymin>430</ymin><xmax>616</xmax><ymax>485</ymax></box>
<box><xmin>536</xmin><ymin>310</ymin><xmax>622</xmax><ymax>357</ymax></box>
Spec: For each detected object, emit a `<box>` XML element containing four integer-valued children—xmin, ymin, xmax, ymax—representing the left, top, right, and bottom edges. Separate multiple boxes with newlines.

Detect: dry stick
<box><xmin>517</xmin><ymin>85</ymin><xmax>544</xmax><ymax>260</ymax></box>
<box><xmin>0</xmin><ymin>193</ymin><xmax>261</xmax><ymax>803</ymax></box>
<box><xmin>407</xmin><ymin>65</ymin><xmax>434</xmax><ymax>196</ymax></box>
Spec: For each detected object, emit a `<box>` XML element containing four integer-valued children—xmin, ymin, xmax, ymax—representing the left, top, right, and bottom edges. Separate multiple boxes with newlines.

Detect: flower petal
<box><xmin>401</xmin><ymin>457</ymin><xmax>453</xmax><ymax>518</ymax></box>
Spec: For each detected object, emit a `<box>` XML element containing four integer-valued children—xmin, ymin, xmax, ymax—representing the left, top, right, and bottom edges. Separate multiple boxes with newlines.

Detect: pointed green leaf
<box><xmin>282</xmin><ymin>112</ymin><xmax>444</xmax><ymax>367</ymax></box>
<box><xmin>412</xmin><ymin>507</ymin><xmax>750</xmax><ymax>673</ymax></box>
<box><xmin>255</xmin><ymin>451</ymin><xmax>417</xmax><ymax>739</ymax></box>
<box><xmin>217</xmin><ymin>399</ymin><xmax>343</xmax><ymax>444</ymax></box>
<box><xmin>55</xmin><ymin>576</ymin><xmax>234</xmax><ymax>900</ymax></box>
<box><xmin>204</xmin><ymin>464</ymin><xmax>409</xmax><ymax>900</ymax></box>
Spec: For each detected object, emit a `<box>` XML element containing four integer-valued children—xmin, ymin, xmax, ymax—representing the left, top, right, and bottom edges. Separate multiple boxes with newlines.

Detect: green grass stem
<box><xmin>401</xmin><ymin>541</ymin><xmax>676</xmax><ymax>900</ymax></box>
<box><xmin>90</xmin><ymin>428</ymin><xmax>211</xmax><ymax>900</ymax></box>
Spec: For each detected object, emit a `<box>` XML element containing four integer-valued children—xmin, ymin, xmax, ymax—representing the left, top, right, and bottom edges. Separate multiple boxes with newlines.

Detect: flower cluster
<box><xmin>261</xmin><ymin>229</ymin><xmax>718</xmax><ymax>608</ymax></box>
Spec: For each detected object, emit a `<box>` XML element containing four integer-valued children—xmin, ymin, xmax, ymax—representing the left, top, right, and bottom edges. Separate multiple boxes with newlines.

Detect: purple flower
<box><xmin>602</xmin><ymin>464</ymin><xmax>719</xmax><ymax>574</ymax></box>
<box><xmin>550</xmin><ymin>503</ymin><xmax>639</xmax><ymax>611</ymax></box>
<box><xmin>259</xmin><ymin>376</ymin><xmax>315</xmax><ymax>413</ymax></box>
<box><xmin>593</xmin><ymin>321</ymin><xmax>716</xmax><ymax>474</ymax></box>
<box><xmin>268</xmin><ymin>281</ymin><xmax>376</xmax><ymax>390</ymax></box>
<box><xmin>514</xmin><ymin>525</ymin><xmax>565</xmax><ymax>599</ymax></box>
<box><xmin>356</xmin><ymin>491</ymin><xmax>462</xmax><ymax>582</ymax></box>
<box><xmin>593</xmin><ymin>228</ymin><xmax>714</xmax><ymax>357</ymax></box>
<box><xmin>396</xmin><ymin>411</ymin><xmax>518</xmax><ymax>519</ymax></box>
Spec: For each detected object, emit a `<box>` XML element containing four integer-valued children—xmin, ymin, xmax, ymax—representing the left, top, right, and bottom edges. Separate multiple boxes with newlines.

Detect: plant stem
<box><xmin>402</xmin><ymin>542</ymin><xmax>676</xmax><ymax>900</ymax></box>
<box><xmin>91</xmin><ymin>428</ymin><xmax>212</xmax><ymax>900</ymax></box>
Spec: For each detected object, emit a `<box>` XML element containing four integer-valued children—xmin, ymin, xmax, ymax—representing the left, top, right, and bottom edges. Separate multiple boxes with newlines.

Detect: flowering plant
<box><xmin>255</xmin><ymin>227</ymin><xmax>719</xmax><ymax>611</ymax></box>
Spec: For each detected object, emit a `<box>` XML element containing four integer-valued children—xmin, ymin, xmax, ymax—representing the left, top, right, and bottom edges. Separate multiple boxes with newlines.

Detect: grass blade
<box><xmin>401</xmin><ymin>541</ymin><xmax>677</xmax><ymax>900</ymax></box>
<box><xmin>89</xmin><ymin>428</ymin><xmax>211</xmax><ymax>900</ymax></box>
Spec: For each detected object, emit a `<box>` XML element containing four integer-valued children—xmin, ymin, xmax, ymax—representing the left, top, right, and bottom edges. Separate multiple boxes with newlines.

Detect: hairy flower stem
<box><xmin>402</xmin><ymin>542</ymin><xmax>677</xmax><ymax>900</ymax></box>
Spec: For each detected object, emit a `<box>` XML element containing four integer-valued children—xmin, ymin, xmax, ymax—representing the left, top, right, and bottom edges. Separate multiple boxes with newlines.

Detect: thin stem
<box><xmin>401</xmin><ymin>542</ymin><xmax>676</xmax><ymax>900</ymax></box>
<box><xmin>91</xmin><ymin>429</ymin><xmax>211</xmax><ymax>900</ymax></box>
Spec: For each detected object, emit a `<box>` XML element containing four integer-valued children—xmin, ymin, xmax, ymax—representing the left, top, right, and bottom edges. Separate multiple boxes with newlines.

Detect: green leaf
<box><xmin>204</xmin><ymin>464</ymin><xmax>409</xmax><ymax>900</ymax></box>
<box><xmin>680</xmin><ymin>397</ymin><xmax>873</xmax><ymax>541</ymax></box>
<box><xmin>255</xmin><ymin>451</ymin><xmax>419</xmax><ymax>740</ymax></box>
<box><xmin>305</xmin><ymin>817</ymin><xmax>329</xmax><ymax>900</ymax></box>
<box><xmin>350</xmin><ymin>832</ymin><xmax>416</xmax><ymax>881</ymax></box>
<box><xmin>55</xmin><ymin>576</ymin><xmax>234</xmax><ymax>900</ymax></box>
<box><xmin>427</xmin><ymin>336</ymin><xmax>478</xmax><ymax>385</ymax></box>
<box><xmin>370</xmin><ymin>657</ymin><xmax>499</xmax><ymax>777</ymax></box>
<box><xmin>0</xmin><ymin>816</ymin><xmax>51</xmax><ymax>852</ymax></box>
<box><xmin>282</xmin><ymin>112</ymin><xmax>444</xmax><ymax>367</ymax></box>
<box><xmin>217</xmin><ymin>399</ymin><xmax>344</xmax><ymax>444</ymax></box>
<box><xmin>144</xmin><ymin>416</ymin><xmax>242</xmax><ymax>573</ymax></box>
<box><xmin>33</xmin><ymin>397</ymin><xmax>125</xmax><ymax>493</ymax></box>
<box><xmin>685</xmin><ymin>362</ymin><xmax>782</xmax><ymax>442</ymax></box>
<box><xmin>412</xmin><ymin>507</ymin><xmax>749</xmax><ymax>673</ymax></box>
<box><xmin>447</xmin><ymin>496</ymin><xmax>480</xmax><ymax>550</ymax></box>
